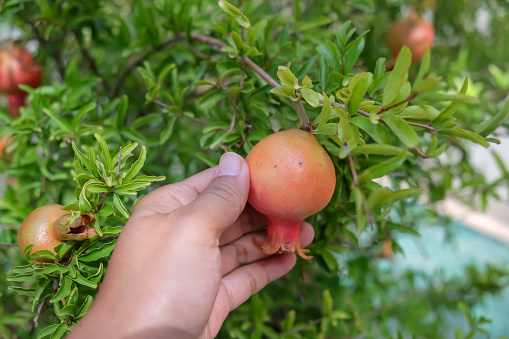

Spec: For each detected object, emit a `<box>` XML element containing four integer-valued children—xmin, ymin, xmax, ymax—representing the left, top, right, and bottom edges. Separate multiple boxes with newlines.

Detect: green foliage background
<box><xmin>0</xmin><ymin>0</ymin><xmax>508</xmax><ymax>338</ymax></box>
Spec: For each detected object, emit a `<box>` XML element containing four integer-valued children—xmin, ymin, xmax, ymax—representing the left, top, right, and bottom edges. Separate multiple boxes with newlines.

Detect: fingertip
<box><xmin>264</xmin><ymin>252</ymin><xmax>297</xmax><ymax>281</ymax></box>
<box><xmin>299</xmin><ymin>222</ymin><xmax>315</xmax><ymax>248</ymax></box>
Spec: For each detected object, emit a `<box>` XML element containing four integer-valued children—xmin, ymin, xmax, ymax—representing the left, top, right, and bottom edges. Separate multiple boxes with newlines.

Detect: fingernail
<box><xmin>216</xmin><ymin>152</ymin><xmax>243</xmax><ymax>177</ymax></box>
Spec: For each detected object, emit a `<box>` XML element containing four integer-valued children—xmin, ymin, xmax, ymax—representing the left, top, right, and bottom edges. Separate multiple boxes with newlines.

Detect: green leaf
<box><xmin>37</xmin><ymin>324</ymin><xmax>60</xmax><ymax>339</ymax></box>
<box><xmin>8</xmin><ymin>286</ymin><xmax>35</xmax><ymax>297</ymax></box>
<box><xmin>72</xmin><ymin>142</ymin><xmax>92</xmax><ymax>173</ymax></box>
<box><xmin>353</xmin><ymin>186</ymin><xmax>367</xmax><ymax>234</ymax></box>
<box><xmin>343</xmin><ymin>33</ymin><xmax>367</xmax><ymax>74</ymax></box>
<box><xmin>319</xmin><ymin>57</ymin><xmax>328</xmax><ymax>90</ymax></box>
<box><xmin>352</xmin><ymin>144</ymin><xmax>403</xmax><ymax>156</ymax></box>
<box><xmin>50</xmin><ymin>276</ymin><xmax>73</xmax><ymax>303</ymax></box>
<box><xmin>297</xmin><ymin>56</ymin><xmax>318</xmax><ymax>79</ymax></box>
<box><xmin>301</xmin><ymin>88</ymin><xmax>320</xmax><ymax>107</ymax></box>
<box><xmin>322</xmin><ymin>289</ymin><xmax>333</xmax><ymax>316</ymax></box>
<box><xmin>58</xmin><ymin>304</ymin><xmax>77</xmax><ymax>318</ymax></box>
<box><xmin>374</xmin><ymin>57</ymin><xmax>386</xmax><ymax>81</ymax></box>
<box><xmin>347</xmin><ymin>72</ymin><xmax>373</xmax><ymax>115</ymax></box>
<box><xmin>383</xmin><ymin>115</ymin><xmax>419</xmax><ymax>148</ymax></box>
<box><xmin>383</xmin><ymin>46</ymin><xmax>411</xmax><ymax>106</ymax></box>
<box><xmin>123</xmin><ymin>145</ymin><xmax>147</xmax><ymax>184</ymax></box>
<box><xmin>218</xmin><ymin>0</ymin><xmax>241</xmax><ymax>16</ymax></box>
<box><xmin>230</xmin><ymin>31</ymin><xmax>244</xmax><ymax>53</ymax></box>
<box><xmin>413</xmin><ymin>45</ymin><xmax>431</xmax><ymax>90</ymax></box>
<box><xmin>113</xmin><ymin>194</ymin><xmax>130</xmax><ymax>218</ymax></box>
<box><xmin>112</xmin><ymin>143</ymin><xmax>138</xmax><ymax>167</ymax></box>
<box><xmin>475</xmin><ymin>98</ymin><xmax>509</xmax><ymax>137</ymax></box>
<box><xmin>358</xmin><ymin>150</ymin><xmax>407</xmax><ymax>183</ymax></box>
<box><xmin>350</xmin><ymin>117</ymin><xmax>391</xmax><ymax>144</ymax></box>
<box><xmin>398</xmin><ymin>105</ymin><xmax>439</xmax><ymax>120</ymax></box>
<box><xmin>94</xmin><ymin>134</ymin><xmax>112</xmax><ymax>171</ymax></box>
<box><xmin>439</xmin><ymin>128</ymin><xmax>489</xmax><ymax>148</ymax></box>
<box><xmin>43</xmin><ymin>109</ymin><xmax>72</xmax><ymax>134</ymax></box>
<box><xmin>72</xmin><ymin>102</ymin><xmax>96</xmax><ymax>130</ymax></box>
<box><xmin>117</xmin><ymin>95</ymin><xmax>128</xmax><ymax>130</ymax></box>
<box><xmin>77</xmin><ymin>295</ymin><xmax>94</xmax><ymax>320</ymax></box>
<box><xmin>277</xmin><ymin>66</ymin><xmax>298</xmax><ymax>90</ymax></box>
<box><xmin>434</xmin><ymin>77</ymin><xmax>469</xmax><ymax>122</ymax></box>
<box><xmin>49</xmin><ymin>322</ymin><xmax>67</xmax><ymax>339</ymax></box>
<box><xmin>79</xmin><ymin>239</ymin><xmax>117</xmax><ymax>262</ymax></box>
<box><xmin>386</xmin><ymin>222</ymin><xmax>421</xmax><ymax>237</ymax></box>
<box><xmin>317</xmin><ymin>95</ymin><xmax>332</xmax><ymax>130</ymax></box>
<box><xmin>31</xmin><ymin>249</ymin><xmax>56</xmax><ymax>261</ymax></box>
<box><xmin>71</xmin><ymin>272</ymin><xmax>98</xmax><ymax>289</ymax></box>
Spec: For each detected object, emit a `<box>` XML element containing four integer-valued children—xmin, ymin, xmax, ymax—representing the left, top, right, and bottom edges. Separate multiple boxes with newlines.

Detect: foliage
<box><xmin>0</xmin><ymin>0</ymin><xmax>508</xmax><ymax>338</ymax></box>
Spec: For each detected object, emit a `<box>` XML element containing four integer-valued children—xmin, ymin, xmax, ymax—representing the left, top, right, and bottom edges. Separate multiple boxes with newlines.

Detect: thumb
<box><xmin>183</xmin><ymin>152</ymin><xmax>250</xmax><ymax>235</ymax></box>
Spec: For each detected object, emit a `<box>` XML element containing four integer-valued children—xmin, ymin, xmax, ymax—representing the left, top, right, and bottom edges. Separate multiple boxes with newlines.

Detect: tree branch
<box><xmin>327</xmin><ymin>101</ymin><xmax>437</xmax><ymax>133</ymax></box>
<box><xmin>189</xmin><ymin>34</ymin><xmax>311</xmax><ymax>130</ymax></box>
<box><xmin>110</xmin><ymin>36</ymin><xmax>183</xmax><ymax>98</ymax></box>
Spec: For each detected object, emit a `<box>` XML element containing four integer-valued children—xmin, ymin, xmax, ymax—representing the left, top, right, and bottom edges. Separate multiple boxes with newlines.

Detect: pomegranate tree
<box><xmin>246</xmin><ymin>129</ymin><xmax>336</xmax><ymax>260</ymax></box>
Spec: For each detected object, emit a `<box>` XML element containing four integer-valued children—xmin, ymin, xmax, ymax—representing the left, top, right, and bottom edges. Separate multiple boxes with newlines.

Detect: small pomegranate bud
<box><xmin>17</xmin><ymin>205</ymin><xmax>97</xmax><ymax>261</ymax></box>
<box><xmin>246</xmin><ymin>129</ymin><xmax>336</xmax><ymax>260</ymax></box>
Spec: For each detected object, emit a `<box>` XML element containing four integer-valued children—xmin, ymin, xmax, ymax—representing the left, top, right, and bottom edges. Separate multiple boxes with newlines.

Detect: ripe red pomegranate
<box><xmin>246</xmin><ymin>129</ymin><xmax>336</xmax><ymax>260</ymax></box>
<box><xmin>386</xmin><ymin>16</ymin><xmax>434</xmax><ymax>64</ymax></box>
<box><xmin>17</xmin><ymin>204</ymin><xmax>97</xmax><ymax>261</ymax></box>
<box><xmin>0</xmin><ymin>44</ymin><xmax>42</xmax><ymax>96</ymax></box>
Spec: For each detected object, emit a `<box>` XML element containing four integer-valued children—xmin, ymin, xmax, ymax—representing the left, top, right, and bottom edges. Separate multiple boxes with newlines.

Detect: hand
<box><xmin>69</xmin><ymin>152</ymin><xmax>314</xmax><ymax>338</ymax></box>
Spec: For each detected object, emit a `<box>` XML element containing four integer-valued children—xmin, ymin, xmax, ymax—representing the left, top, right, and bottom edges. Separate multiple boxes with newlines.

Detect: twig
<box><xmin>182</xmin><ymin>41</ymin><xmax>213</xmax><ymax>60</ymax></box>
<box><xmin>412</xmin><ymin>147</ymin><xmax>428</xmax><ymax>159</ymax></box>
<box><xmin>115</xmin><ymin>147</ymin><xmax>122</xmax><ymax>181</ymax></box>
<box><xmin>327</xmin><ymin>100</ymin><xmax>437</xmax><ymax>133</ymax></box>
<box><xmin>225</xmin><ymin>89</ymin><xmax>240</xmax><ymax>133</ymax></box>
<box><xmin>378</xmin><ymin>95</ymin><xmax>413</xmax><ymax>114</ymax></box>
<box><xmin>0</xmin><ymin>243</ymin><xmax>17</xmax><ymax>246</ymax></box>
<box><xmin>34</xmin><ymin>297</ymin><xmax>48</xmax><ymax>325</ymax></box>
<box><xmin>96</xmin><ymin>192</ymin><xmax>110</xmax><ymax>212</ymax></box>
<box><xmin>348</xmin><ymin>152</ymin><xmax>358</xmax><ymax>184</ymax></box>
<box><xmin>97</xmin><ymin>155</ymin><xmax>105</xmax><ymax>177</ymax></box>
<box><xmin>406</xmin><ymin>121</ymin><xmax>436</xmax><ymax>132</ymax></box>
<box><xmin>348</xmin><ymin>152</ymin><xmax>374</xmax><ymax>229</ymax></box>
<box><xmin>153</xmin><ymin>100</ymin><xmax>207</xmax><ymax>124</ymax></box>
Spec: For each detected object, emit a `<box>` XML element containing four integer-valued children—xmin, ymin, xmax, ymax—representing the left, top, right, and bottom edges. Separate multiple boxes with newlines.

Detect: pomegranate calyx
<box><xmin>53</xmin><ymin>213</ymin><xmax>96</xmax><ymax>241</ymax></box>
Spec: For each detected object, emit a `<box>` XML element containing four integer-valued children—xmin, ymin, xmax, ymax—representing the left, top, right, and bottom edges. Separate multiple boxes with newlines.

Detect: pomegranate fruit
<box><xmin>386</xmin><ymin>16</ymin><xmax>434</xmax><ymax>64</ymax></box>
<box><xmin>17</xmin><ymin>204</ymin><xmax>97</xmax><ymax>261</ymax></box>
<box><xmin>0</xmin><ymin>44</ymin><xmax>42</xmax><ymax>96</ymax></box>
<box><xmin>246</xmin><ymin>128</ymin><xmax>336</xmax><ymax>260</ymax></box>
<box><xmin>0</xmin><ymin>133</ymin><xmax>11</xmax><ymax>157</ymax></box>
<box><xmin>7</xmin><ymin>93</ymin><xmax>25</xmax><ymax>117</ymax></box>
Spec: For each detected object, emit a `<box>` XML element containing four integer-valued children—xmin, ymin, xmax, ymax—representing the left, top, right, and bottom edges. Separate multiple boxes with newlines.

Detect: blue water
<box><xmin>383</xmin><ymin>222</ymin><xmax>509</xmax><ymax>336</ymax></box>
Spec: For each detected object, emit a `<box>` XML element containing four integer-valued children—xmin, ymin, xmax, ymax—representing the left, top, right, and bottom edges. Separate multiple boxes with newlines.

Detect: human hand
<box><xmin>69</xmin><ymin>152</ymin><xmax>314</xmax><ymax>338</ymax></box>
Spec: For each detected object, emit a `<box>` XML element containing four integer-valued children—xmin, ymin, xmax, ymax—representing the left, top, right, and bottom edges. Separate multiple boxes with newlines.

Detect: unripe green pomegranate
<box><xmin>386</xmin><ymin>16</ymin><xmax>434</xmax><ymax>64</ymax></box>
<box><xmin>246</xmin><ymin>129</ymin><xmax>336</xmax><ymax>260</ymax></box>
<box><xmin>17</xmin><ymin>204</ymin><xmax>97</xmax><ymax>261</ymax></box>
